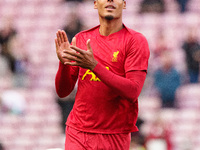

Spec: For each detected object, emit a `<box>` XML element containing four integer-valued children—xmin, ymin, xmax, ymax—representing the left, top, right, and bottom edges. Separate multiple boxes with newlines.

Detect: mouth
<box><xmin>105</xmin><ymin>5</ymin><xmax>116</xmax><ymax>10</ymax></box>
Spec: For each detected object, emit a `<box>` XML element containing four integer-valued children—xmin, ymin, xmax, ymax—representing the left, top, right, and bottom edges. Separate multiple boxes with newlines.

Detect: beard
<box><xmin>105</xmin><ymin>15</ymin><xmax>114</xmax><ymax>20</ymax></box>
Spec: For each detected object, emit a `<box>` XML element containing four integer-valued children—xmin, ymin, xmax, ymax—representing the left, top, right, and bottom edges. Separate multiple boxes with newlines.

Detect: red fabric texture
<box><xmin>65</xmin><ymin>126</ymin><xmax>131</xmax><ymax>150</ymax></box>
<box><xmin>55</xmin><ymin>25</ymin><xmax>150</xmax><ymax>134</ymax></box>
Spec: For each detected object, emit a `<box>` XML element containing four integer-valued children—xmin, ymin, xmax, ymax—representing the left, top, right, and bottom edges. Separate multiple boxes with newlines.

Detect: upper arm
<box><xmin>125</xmin><ymin>33</ymin><xmax>150</xmax><ymax>73</ymax></box>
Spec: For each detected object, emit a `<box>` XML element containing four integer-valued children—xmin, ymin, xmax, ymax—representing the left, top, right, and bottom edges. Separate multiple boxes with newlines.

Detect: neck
<box><xmin>99</xmin><ymin>17</ymin><xmax>123</xmax><ymax>36</ymax></box>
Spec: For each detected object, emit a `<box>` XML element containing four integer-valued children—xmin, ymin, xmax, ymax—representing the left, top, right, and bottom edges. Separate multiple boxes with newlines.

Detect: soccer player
<box><xmin>55</xmin><ymin>0</ymin><xmax>150</xmax><ymax>149</ymax></box>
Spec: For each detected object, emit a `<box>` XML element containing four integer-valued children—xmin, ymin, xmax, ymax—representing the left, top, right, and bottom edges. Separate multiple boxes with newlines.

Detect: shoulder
<box><xmin>74</xmin><ymin>25</ymin><xmax>99</xmax><ymax>46</ymax></box>
<box><xmin>123</xmin><ymin>25</ymin><xmax>149</xmax><ymax>53</ymax></box>
<box><xmin>75</xmin><ymin>25</ymin><xmax>100</xmax><ymax>38</ymax></box>
<box><xmin>124</xmin><ymin>26</ymin><xmax>148</xmax><ymax>44</ymax></box>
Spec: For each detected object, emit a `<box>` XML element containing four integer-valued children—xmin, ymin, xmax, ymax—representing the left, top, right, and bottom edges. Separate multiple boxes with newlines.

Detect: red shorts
<box><xmin>65</xmin><ymin>126</ymin><xmax>131</xmax><ymax>150</ymax></box>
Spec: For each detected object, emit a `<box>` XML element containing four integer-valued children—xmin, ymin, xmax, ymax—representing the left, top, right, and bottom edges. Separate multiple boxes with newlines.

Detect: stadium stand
<box><xmin>0</xmin><ymin>0</ymin><xmax>200</xmax><ymax>150</ymax></box>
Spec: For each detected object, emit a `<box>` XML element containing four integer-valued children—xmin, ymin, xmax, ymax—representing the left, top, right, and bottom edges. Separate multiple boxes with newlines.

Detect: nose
<box><xmin>107</xmin><ymin>0</ymin><xmax>113</xmax><ymax>2</ymax></box>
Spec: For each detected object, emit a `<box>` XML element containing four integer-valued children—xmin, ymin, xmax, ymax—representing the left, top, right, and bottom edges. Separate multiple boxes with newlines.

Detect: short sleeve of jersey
<box><xmin>125</xmin><ymin>33</ymin><xmax>150</xmax><ymax>73</ymax></box>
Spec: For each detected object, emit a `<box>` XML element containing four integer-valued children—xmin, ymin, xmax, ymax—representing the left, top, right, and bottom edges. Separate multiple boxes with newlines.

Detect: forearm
<box><xmin>93</xmin><ymin>63</ymin><xmax>146</xmax><ymax>102</ymax></box>
<box><xmin>55</xmin><ymin>62</ymin><xmax>77</xmax><ymax>98</ymax></box>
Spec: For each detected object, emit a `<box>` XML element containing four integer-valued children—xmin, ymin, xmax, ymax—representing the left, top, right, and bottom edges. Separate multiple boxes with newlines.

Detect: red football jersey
<box><xmin>58</xmin><ymin>25</ymin><xmax>149</xmax><ymax>134</ymax></box>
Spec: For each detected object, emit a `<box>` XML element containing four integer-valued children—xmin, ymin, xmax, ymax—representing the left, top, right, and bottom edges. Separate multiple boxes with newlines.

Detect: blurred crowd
<box><xmin>0</xmin><ymin>0</ymin><xmax>200</xmax><ymax>150</ymax></box>
<box><xmin>0</xmin><ymin>17</ymin><xmax>29</xmax><ymax>86</ymax></box>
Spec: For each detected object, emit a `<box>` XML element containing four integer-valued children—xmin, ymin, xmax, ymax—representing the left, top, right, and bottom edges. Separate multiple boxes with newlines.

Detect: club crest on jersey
<box><xmin>112</xmin><ymin>51</ymin><xmax>119</xmax><ymax>62</ymax></box>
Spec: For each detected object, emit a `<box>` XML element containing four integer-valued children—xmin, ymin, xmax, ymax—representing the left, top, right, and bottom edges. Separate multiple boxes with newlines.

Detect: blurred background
<box><xmin>0</xmin><ymin>0</ymin><xmax>200</xmax><ymax>150</ymax></box>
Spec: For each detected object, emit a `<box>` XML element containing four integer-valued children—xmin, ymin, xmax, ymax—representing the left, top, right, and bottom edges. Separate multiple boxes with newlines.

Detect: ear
<box><xmin>123</xmin><ymin>1</ymin><xmax>126</xmax><ymax>9</ymax></box>
<box><xmin>94</xmin><ymin>0</ymin><xmax>97</xmax><ymax>9</ymax></box>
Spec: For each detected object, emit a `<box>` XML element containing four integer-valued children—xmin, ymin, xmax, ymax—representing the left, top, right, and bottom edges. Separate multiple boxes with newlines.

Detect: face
<box><xmin>94</xmin><ymin>0</ymin><xmax>126</xmax><ymax>20</ymax></box>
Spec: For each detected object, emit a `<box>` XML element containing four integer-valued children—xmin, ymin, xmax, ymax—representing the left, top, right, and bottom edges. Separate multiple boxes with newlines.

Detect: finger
<box><xmin>70</xmin><ymin>46</ymin><xmax>85</xmax><ymax>55</ymax></box>
<box><xmin>62</xmin><ymin>30</ymin><xmax>68</xmax><ymax>42</ymax></box>
<box><xmin>64</xmin><ymin>61</ymin><xmax>78</xmax><ymax>66</ymax></box>
<box><xmin>62</xmin><ymin>53</ymin><xmax>81</xmax><ymax>62</ymax></box>
<box><xmin>58</xmin><ymin>30</ymin><xmax>64</xmax><ymax>43</ymax></box>
<box><xmin>87</xmin><ymin>39</ymin><xmax>92</xmax><ymax>52</ymax></box>
<box><xmin>55</xmin><ymin>38</ymin><xmax>59</xmax><ymax>50</ymax></box>
<box><xmin>63</xmin><ymin>49</ymin><xmax>82</xmax><ymax>59</ymax></box>
<box><xmin>72</xmin><ymin>37</ymin><xmax>76</xmax><ymax>46</ymax></box>
<box><xmin>56</xmin><ymin>32</ymin><xmax>61</xmax><ymax>46</ymax></box>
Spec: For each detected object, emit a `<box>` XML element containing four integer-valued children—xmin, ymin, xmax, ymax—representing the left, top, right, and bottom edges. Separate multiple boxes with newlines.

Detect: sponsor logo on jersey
<box><xmin>82</xmin><ymin>67</ymin><xmax>109</xmax><ymax>81</ymax></box>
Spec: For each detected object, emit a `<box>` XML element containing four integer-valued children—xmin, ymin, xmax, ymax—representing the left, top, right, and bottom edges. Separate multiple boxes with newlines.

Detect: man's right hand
<box><xmin>55</xmin><ymin>30</ymin><xmax>76</xmax><ymax>64</ymax></box>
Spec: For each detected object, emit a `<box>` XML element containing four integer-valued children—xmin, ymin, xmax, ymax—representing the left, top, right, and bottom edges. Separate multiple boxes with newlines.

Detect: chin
<box><xmin>105</xmin><ymin>15</ymin><xmax>114</xmax><ymax>20</ymax></box>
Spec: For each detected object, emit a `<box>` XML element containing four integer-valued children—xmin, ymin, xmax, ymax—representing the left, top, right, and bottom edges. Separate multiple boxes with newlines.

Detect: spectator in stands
<box><xmin>0</xmin><ymin>17</ymin><xmax>29</xmax><ymax>87</ymax></box>
<box><xmin>0</xmin><ymin>142</ymin><xmax>4</xmax><ymax>150</ymax></box>
<box><xmin>176</xmin><ymin>0</ymin><xmax>190</xmax><ymax>13</ymax></box>
<box><xmin>153</xmin><ymin>31</ymin><xmax>168</xmax><ymax>58</ymax></box>
<box><xmin>149</xmin><ymin>30</ymin><xmax>169</xmax><ymax>74</ymax></box>
<box><xmin>0</xmin><ymin>55</ymin><xmax>10</xmax><ymax>77</ymax></box>
<box><xmin>182</xmin><ymin>28</ymin><xmax>200</xmax><ymax>83</ymax></box>
<box><xmin>139</xmin><ymin>0</ymin><xmax>165</xmax><ymax>13</ymax></box>
<box><xmin>63</xmin><ymin>11</ymin><xmax>84</xmax><ymax>43</ymax></box>
<box><xmin>0</xmin><ymin>17</ymin><xmax>17</xmax><ymax>73</ymax></box>
<box><xmin>9</xmin><ymin>35</ymin><xmax>29</xmax><ymax>87</ymax></box>
<box><xmin>154</xmin><ymin>51</ymin><xmax>181</xmax><ymax>108</ymax></box>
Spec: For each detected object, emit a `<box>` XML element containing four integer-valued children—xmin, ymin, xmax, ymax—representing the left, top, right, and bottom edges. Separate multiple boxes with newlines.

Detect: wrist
<box><xmin>90</xmin><ymin>60</ymin><xmax>98</xmax><ymax>71</ymax></box>
<box><xmin>59</xmin><ymin>61</ymin><xmax>70</xmax><ymax>69</ymax></box>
